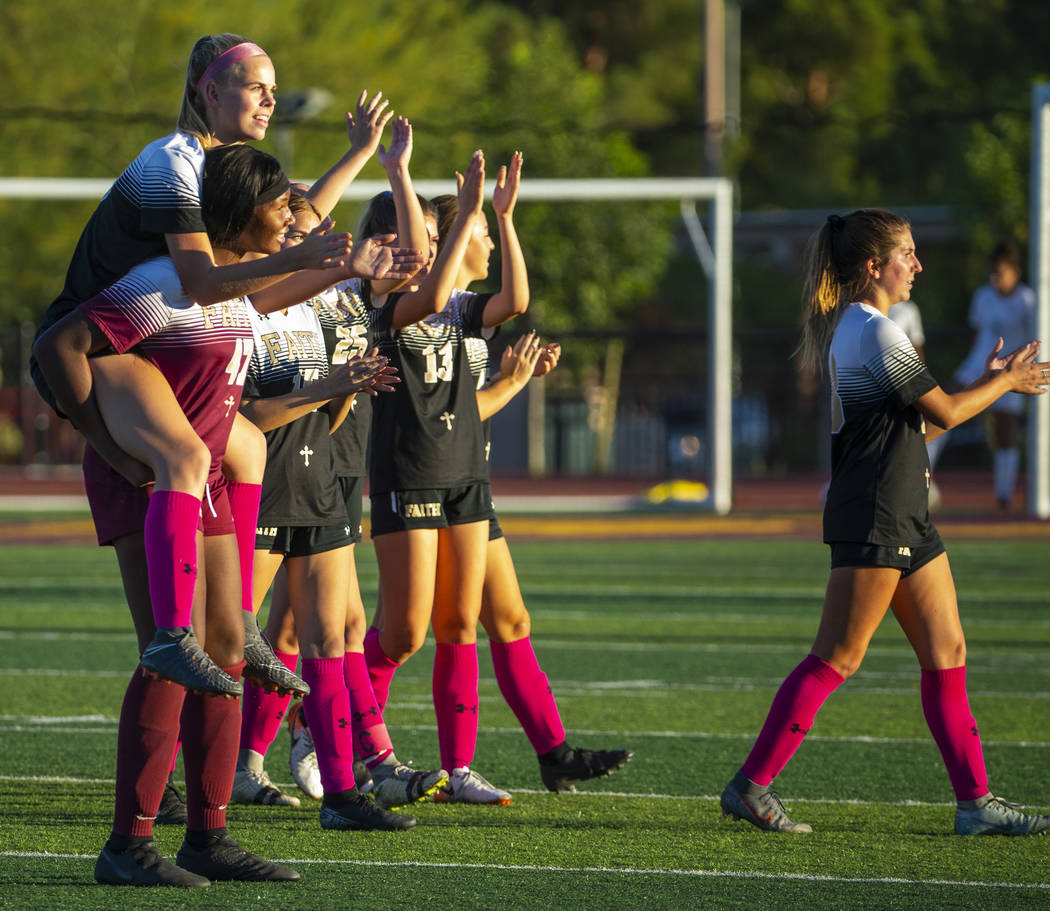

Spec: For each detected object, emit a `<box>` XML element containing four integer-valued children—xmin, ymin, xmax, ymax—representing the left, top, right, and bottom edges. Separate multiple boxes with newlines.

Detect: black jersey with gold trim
<box><xmin>368</xmin><ymin>290</ymin><xmax>493</xmax><ymax>493</ymax></box>
<box><xmin>311</xmin><ymin>278</ymin><xmax>371</xmax><ymax>478</ymax></box>
<box><xmin>823</xmin><ymin>302</ymin><xmax>939</xmax><ymax>546</ymax></box>
<box><xmin>244</xmin><ymin>303</ymin><xmax>346</xmax><ymax>527</ymax></box>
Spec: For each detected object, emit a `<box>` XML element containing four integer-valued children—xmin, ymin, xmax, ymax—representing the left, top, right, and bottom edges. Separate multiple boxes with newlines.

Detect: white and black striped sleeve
<box><xmin>861</xmin><ymin>316</ymin><xmax>938</xmax><ymax>408</ymax></box>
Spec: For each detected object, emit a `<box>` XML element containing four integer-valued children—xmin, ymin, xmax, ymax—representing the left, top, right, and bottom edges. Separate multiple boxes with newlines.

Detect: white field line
<box><xmin>6</xmin><ymin>629</ymin><xmax>1050</xmax><ymax>667</ymax></box>
<box><xmin>2</xmin><ymin>715</ymin><xmax>1050</xmax><ymax>748</ymax></box>
<box><xmin>1</xmin><ymin>850</ymin><xmax>1048</xmax><ymax>891</ymax></box>
<box><xmin>4</xmin><ymin>666</ymin><xmax>1050</xmax><ymax>700</ymax></box>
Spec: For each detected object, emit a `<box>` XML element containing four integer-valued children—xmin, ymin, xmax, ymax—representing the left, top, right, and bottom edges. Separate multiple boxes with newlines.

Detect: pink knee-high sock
<box><xmin>144</xmin><ymin>490</ymin><xmax>201</xmax><ymax>628</ymax></box>
<box><xmin>433</xmin><ymin>643</ymin><xmax>480</xmax><ymax>772</ymax></box>
<box><xmin>169</xmin><ymin>741</ymin><xmax>181</xmax><ymax>774</ymax></box>
<box><xmin>921</xmin><ymin>666</ymin><xmax>989</xmax><ymax>801</ymax></box>
<box><xmin>364</xmin><ymin>626</ymin><xmax>400</xmax><ymax>713</ymax></box>
<box><xmin>225</xmin><ymin>482</ymin><xmax>262</xmax><ymax>614</ymax></box>
<box><xmin>181</xmin><ymin>662</ymin><xmax>244</xmax><ymax>832</ymax></box>
<box><xmin>490</xmin><ymin>637</ymin><xmax>566</xmax><ymax>755</ymax></box>
<box><xmin>344</xmin><ymin>651</ymin><xmax>394</xmax><ymax>766</ymax></box>
<box><xmin>741</xmin><ymin>653</ymin><xmax>844</xmax><ymax>787</ymax></box>
<box><xmin>239</xmin><ymin>649</ymin><xmax>299</xmax><ymax>756</ymax></box>
<box><xmin>300</xmin><ymin>657</ymin><xmax>357</xmax><ymax>794</ymax></box>
<box><xmin>113</xmin><ymin>670</ymin><xmax>186</xmax><ymax>837</ymax></box>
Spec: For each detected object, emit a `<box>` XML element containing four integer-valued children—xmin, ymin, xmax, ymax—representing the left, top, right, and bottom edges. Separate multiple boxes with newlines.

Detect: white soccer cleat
<box><xmin>434</xmin><ymin>767</ymin><xmax>511</xmax><ymax>806</ymax></box>
<box><xmin>231</xmin><ymin>767</ymin><xmax>301</xmax><ymax>807</ymax></box>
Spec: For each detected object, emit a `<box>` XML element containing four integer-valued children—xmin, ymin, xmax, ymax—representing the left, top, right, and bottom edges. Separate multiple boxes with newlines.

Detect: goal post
<box><xmin>1029</xmin><ymin>83</ymin><xmax>1050</xmax><ymax>518</ymax></box>
<box><xmin>0</xmin><ymin>175</ymin><xmax>735</xmax><ymax>514</ymax></box>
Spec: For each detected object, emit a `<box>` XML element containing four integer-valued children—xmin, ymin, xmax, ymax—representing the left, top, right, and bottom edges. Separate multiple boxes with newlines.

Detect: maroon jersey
<box><xmin>79</xmin><ymin>255</ymin><xmax>254</xmax><ymax>473</ymax></box>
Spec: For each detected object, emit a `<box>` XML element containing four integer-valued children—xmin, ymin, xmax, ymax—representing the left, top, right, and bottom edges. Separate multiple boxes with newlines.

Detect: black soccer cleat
<box><xmin>175</xmin><ymin>833</ymin><xmax>300</xmax><ymax>882</ymax></box>
<box><xmin>140</xmin><ymin>627</ymin><xmax>242</xmax><ymax>697</ymax></box>
<box><xmin>155</xmin><ymin>772</ymin><xmax>188</xmax><ymax>826</ymax></box>
<box><xmin>241</xmin><ymin>611</ymin><xmax>310</xmax><ymax>697</ymax></box>
<box><xmin>539</xmin><ymin>745</ymin><xmax>634</xmax><ymax>793</ymax></box>
<box><xmin>94</xmin><ymin>841</ymin><xmax>210</xmax><ymax>887</ymax></box>
<box><xmin>319</xmin><ymin>789</ymin><xmax>416</xmax><ymax>831</ymax></box>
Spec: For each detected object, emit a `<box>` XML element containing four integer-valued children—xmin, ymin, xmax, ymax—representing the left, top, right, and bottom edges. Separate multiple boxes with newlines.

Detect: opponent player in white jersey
<box><xmin>34</xmin><ymin>144</ymin><xmax>312</xmax><ymax>887</ymax></box>
<box><xmin>953</xmin><ymin>242</ymin><xmax>1035</xmax><ymax>509</ymax></box>
<box><xmin>720</xmin><ymin>209</ymin><xmax>1050</xmax><ymax>836</ymax></box>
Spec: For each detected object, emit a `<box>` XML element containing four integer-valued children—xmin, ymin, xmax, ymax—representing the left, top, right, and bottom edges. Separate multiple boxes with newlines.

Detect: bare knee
<box><xmin>380</xmin><ymin>625</ymin><xmax>427</xmax><ymax>664</ymax></box>
<box><xmin>161</xmin><ymin>436</ymin><xmax>211</xmax><ymax>493</ymax></box>
<box><xmin>224</xmin><ymin>418</ymin><xmax>266</xmax><ymax>484</ymax></box>
<box><xmin>480</xmin><ymin>603</ymin><xmax>531</xmax><ymax>644</ymax></box>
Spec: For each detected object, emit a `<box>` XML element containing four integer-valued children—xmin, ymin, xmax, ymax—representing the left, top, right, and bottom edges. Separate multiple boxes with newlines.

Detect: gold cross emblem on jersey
<box><xmin>440</xmin><ymin>411</ymin><xmax>455</xmax><ymax>431</ymax></box>
<box><xmin>300</xmin><ymin>445</ymin><xmax>314</xmax><ymax>467</ymax></box>
<box><xmin>223</xmin><ymin>396</ymin><xmax>236</xmax><ymax>417</ymax></box>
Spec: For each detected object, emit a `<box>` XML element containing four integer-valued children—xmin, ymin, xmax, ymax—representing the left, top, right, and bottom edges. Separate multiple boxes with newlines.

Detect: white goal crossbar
<box><xmin>0</xmin><ymin>176</ymin><xmax>734</xmax><ymax>513</ymax></box>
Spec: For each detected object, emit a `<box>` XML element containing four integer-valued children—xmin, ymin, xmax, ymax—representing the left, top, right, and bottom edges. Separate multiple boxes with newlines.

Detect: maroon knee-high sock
<box><xmin>112</xmin><ymin>669</ymin><xmax>186</xmax><ymax>837</ymax></box>
<box><xmin>181</xmin><ymin>662</ymin><xmax>245</xmax><ymax>831</ymax></box>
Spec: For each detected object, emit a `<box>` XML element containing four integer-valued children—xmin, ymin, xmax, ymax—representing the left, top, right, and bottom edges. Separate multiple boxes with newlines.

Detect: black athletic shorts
<box><xmin>829</xmin><ymin>531</ymin><xmax>945</xmax><ymax>577</ymax></box>
<box><xmin>255</xmin><ymin>522</ymin><xmax>352</xmax><ymax>557</ymax></box>
<box><xmin>338</xmin><ymin>475</ymin><xmax>364</xmax><ymax>545</ymax></box>
<box><xmin>369</xmin><ymin>483</ymin><xmax>491</xmax><ymax>537</ymax></box>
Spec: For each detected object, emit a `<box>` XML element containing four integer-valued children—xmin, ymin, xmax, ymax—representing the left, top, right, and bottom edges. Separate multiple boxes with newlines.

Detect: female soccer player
<box><xmin>30</xmin><ymin>33</ymin><xmax>390</xmax><ymax>695</ymax></box>
<box><xmin>430</xmin><ymin>192</ymin><xmax>634</xmax><ymax>793</ymax></box>
<box><xmin>719</xmin><ymin>209</ymin><xmax>1050</xmax><ymax>835</ymax></box>
<box><xmin>360</xmin><ymin>150</ymin><xmax>531</xmax><ymax>805</ymax></box>
<box><xmin>951</xmin><ymin>241</ymin><xmax>1035</xmax><ymax>510</ymax></box>
<box><xmin>33</xmin><ymin>145</ymin><xmax>336</xmax><ymax>887</ymax></box>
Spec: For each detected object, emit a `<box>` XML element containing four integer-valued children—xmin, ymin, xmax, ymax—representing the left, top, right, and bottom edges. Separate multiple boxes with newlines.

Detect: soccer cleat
<box><xmin>94</xmin><ymin>841</ymin><xmax>210</xmax><ymax>887</ymax></box>
<box><xmin>175</xmin><ymin>833</ymin><xmax>299</xmax><ymax>882</ymax></box>
<box><xmin>241</xmin><ymin>612</ymin><xmax>309</xmax><ymax>697</ymax></box>
<box><xmin>155</xmin><ymin>772</ymin><xmax>188</xmax><ymax>825</ymax></box>
<box><xmin>232</xmin><ymin>767</ymin><xmax>301</xmax><ymax>807</ymax></box>
<box><xmin>319</xmin><ymin>789</ymin><xmax>417</xmax><ymax>831</ymax></box>
<box><xmin>539</xmin><ymin>746</ymin><xmax>634</xmax><ymax>793</ymax></box>
<box><xmin>720</xmin><ymin>773</ymin><xmax>812</xmax><ymax>833</ymax></box>
<box><xmin>287</xmin><ymin>702</ymin><xmax>323</xmax><ymax>800</ymax></box>
<box><xmin>371</xmin><ymin>763</ymin><xmax>449</xmax><ymax>809</ymax></box>
<box><xmin>140</xmin><ymin>627</ymin><xmax>242</xmax><ymax>697</ymax></box>
<box><xmin>954</xmin><ymin>795</ymin><xmax>1050</xmax><ymax>836</ymax></box>
<box><xmin>434</xmin><ymin>767</ymin><xmax>512</xmax><ymax>806</ymax></box>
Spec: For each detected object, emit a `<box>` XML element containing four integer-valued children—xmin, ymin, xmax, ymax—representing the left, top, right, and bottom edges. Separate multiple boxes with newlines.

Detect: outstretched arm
<box><xmin>165</xmin><ymin>227</ymin><xmax>353</xmax><ymax>306</ymax></box>
<box><xmin>372</xmin><ymin>116</ymin><xmax>431</xmax><ymax>296</ymax></box>
<box><xmin>481</xmin><ymin>152</ymin><xmax>529</xmax><ymax>328</ymax></box>
<box><xmin>250</xmin><ymin>231</ymin><xmax>425</xmax><ymax>315</ymax></box>
<box><xmin>305</xmin><ymin>90</ymin><xmax>393</xmax><ymax>219</ymax></box>
<box><xmin>240</xmin><ymin>353</ymin><xmax>398</xmax><ymax>432</ymax></box>
<box><xmin>388</xmin><ymin>151</ymin><xmax>486</xmax><ymax>329</ymax></box>
<box><xmin>919</xmin><ymin>339</ymin><xmax>1050</xmax><ymax>439</ymax></box>
<box><xmin>475</xmin><ymin>331</ymin><xmax>545</xmax><ymax>422</ymax></box>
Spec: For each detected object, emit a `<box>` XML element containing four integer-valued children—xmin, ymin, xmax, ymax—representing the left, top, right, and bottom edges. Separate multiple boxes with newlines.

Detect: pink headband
<box><xmin>196</xmin><ymin>42</ymin><xmax>269</xmax><ymax>94</ymax></box>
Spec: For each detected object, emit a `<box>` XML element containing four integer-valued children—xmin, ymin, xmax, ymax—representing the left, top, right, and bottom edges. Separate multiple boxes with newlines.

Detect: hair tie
<box><xmin>196</xmin><ymin>42</ymin><xmax>269</xmax><ymax>94</ymax></box>
<box><xmin>827</xmin><ymin>214</ymin><xmax>845</xmax><ymax>230</ymax></box>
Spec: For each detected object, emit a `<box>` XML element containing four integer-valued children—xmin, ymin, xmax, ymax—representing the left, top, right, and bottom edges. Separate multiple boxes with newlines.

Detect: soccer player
<box><xmin>29</xmin><ymin>33</ymin><xmax>388</xmax><ymax>695</ymax></box>
<box><xmin>430</xmin><ymin>192</ymin><xmax>634</xmax><ymax>793</ymax></box>
<box><xmin>952</xmin><ymin>241</ymin><xmax>1035</xmax><ymax>511</ymax></box>
<box><xmin>360</xmin><ymin>150</ymin><xmax>530</xmax><ymax>804</ymax></box>
<box><xmin>33</xmin><ymin>145</ymin><xmax>316</xmax><ymax>887</ymax></box>
<box><xmin>719</xmin><ymin>209</ymin><xmax>1050</xmax><ymax>835</ymax></box>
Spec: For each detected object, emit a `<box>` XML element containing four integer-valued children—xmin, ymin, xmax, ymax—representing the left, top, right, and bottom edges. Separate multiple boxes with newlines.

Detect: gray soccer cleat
<box><xmin>241</xmin><ymin>611</ymin><xmax>309</xmax><ymax>697</ymax></box>
<box><xmin>720</xmin><ymin>771</ymin><xmax>812</xmax><ymax>833</ymax></box>
<box><xmin>371</xmin><ymin>762</ymin><xmax>449</xmax><ymax>809</ymax></box>
<box><xmin>140</xmin><ymin>627</ymin><xmax>241</xmax><ymax>697</ymax></box>
<box><xmin>955</xmin><ymin>795</ymin><xmax>1050</xmax><ymax>836</ymax></box>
